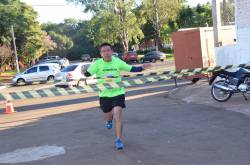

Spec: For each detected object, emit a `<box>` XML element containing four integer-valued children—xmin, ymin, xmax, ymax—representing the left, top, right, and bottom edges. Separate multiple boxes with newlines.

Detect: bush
<box><xmin>160</xmin><ymin>47</ymin><xmax>173</xmax><ymax>54</ymax></box>
<box><xmin>136</xmin><ymin>50</ymin><xmax>151</xmax><ymax>55</ymax></box>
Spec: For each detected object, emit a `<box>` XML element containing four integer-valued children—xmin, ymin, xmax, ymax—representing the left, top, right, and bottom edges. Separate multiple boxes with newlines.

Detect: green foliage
<box><xmin>142</xmin><ymin>0</ymin><xmax>184</xmax><ymax>48</ymax></box>
<box><xmin>0</xmin><ymin>0</ymin><xmax>213</xmax><ymax>64</ymax></box>
<box><xmin>89</xmin><ymin>11</ymin><xmax>120</xmax><ymax>46</ymax></box>
<box><xmin>47</xmin><ymin>31</ymin><xmax>73</xmax><ymax>57</ymax></box>
<box><xmin>0</xmin><ymin>45</ymin><xmax>12</xmax><ymax>71</ymax></box>
<box><xmin>176</xmin><ymin>3</ymin><xmax>212</xmax><ymax>29</ymax></box>
<box><xmin>42</xmin><ymin>19</ymin><xmax>98</xmax><ymax>60</ymax></box>
<box><xmin>0</xmin><ymin>0</ymin><xmax>55</xmax><ymax>65</ymax></box>
<box><xmin>68</xmin><ymin>0</ymin><xmax>145</xmax><ymax>52</ymax></box>
<box><xmin>160</xmin><ymin>47</ymin><xmax>173</xmax><ymax>54</ymax></box>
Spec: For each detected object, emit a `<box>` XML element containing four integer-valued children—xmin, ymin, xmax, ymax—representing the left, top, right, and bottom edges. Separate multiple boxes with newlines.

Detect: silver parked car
<box><xmin>12</xmin><ymin>63</ymin><xmax>60</xmax><ymax>85</ymax></box>
<box><xmin>55</xmin><ymin>62</ymin><xmax>97</xmax><ymax>86</ymax></box>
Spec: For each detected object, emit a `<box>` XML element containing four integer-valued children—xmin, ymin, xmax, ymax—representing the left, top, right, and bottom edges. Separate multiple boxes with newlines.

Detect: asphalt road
<box><xmin>1</xmin><ymin>81</ymin><xmax>250</xmax><ymax>165</ymax></box>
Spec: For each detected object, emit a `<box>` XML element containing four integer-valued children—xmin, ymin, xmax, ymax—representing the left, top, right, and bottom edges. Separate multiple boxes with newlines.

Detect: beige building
<box><xmin>215</xmin><ymin>0</ymin><xmax>250</xmax><ymax>66</ymax></box>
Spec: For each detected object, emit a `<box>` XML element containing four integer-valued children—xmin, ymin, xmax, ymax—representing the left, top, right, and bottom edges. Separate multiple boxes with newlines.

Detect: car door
<box><xmin>154</xmin><ymin>52</ymin><xmax>160</xmax><ymax>60</ymax></box>
<box><xmin>23</xmin><ymin>67</ymin><xmax>38</xmax><ymax>82</ymax></box>
<box><xmin>38</xmin><ymin>66</ymin><xmax>50</xmax><ymax>81</ymax></box>
<box><xmin>146</xmin><ymin>53</ymin><xmax>152</xmax><ymax>61</ymax></box>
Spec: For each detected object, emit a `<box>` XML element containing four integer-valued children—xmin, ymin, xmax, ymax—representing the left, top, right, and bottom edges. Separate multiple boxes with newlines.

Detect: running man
<box><xmin>82</xmin><ymin>43</ymin><xmax>151</xmax><ymax>150</ymax></box>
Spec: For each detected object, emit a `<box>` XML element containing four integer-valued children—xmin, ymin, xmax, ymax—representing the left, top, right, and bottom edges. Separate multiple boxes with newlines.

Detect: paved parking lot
<box><xmin>1</xmin><ymin>60</ymin><xmax>250</xmax><ymax>165</ymax></box>
<box><xmin>1</xmin><ymin>81</ymin><xmax>250</xmax><ymax>165</ymax></box>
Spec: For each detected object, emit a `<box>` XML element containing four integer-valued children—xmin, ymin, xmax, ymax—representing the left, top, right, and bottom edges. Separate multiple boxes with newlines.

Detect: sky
<box><xmin>20</xmin><ymin>0</ymin><xmax>211</xmax><ymax>23</ymax></box>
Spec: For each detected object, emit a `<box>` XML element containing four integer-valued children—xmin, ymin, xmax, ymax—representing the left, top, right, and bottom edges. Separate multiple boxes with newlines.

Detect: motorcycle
<box><xmin>209</xmin><ymin>67</ymin><xmax>250</xmax><ymax>102</ymax></box>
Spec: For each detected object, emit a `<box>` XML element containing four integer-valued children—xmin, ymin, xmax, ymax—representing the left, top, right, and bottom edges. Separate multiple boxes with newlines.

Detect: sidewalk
<box><xmin>168</xmin><ymin>81</ymin><xmax>250</xmax><ymax>116</ymax></box>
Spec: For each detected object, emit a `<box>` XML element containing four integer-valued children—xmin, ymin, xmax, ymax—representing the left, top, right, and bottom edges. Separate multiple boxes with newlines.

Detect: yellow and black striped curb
<box><xmin>121</xmin><ymin>62</ymin><xmax>250</xmax><ymax>78</ymax></box>
<box><xmin>2</xmin><ymin>62</ymin><xmax>249</xmax><ymax>101</ymax></box>
<box><xmin>0</xmin><ymin>72</ymin><xmax>198</xmax><ymax>101</ymax></box>
<box><xmin>13</xmin><ymin>62</ymin><xmax>250</xmax><ymax>86</ymax></box>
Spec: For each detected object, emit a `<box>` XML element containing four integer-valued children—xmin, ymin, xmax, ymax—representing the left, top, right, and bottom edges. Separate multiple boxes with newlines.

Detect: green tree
<box><xmin>42</xmin><ymin>19</ymin><xmax>97</xmax><ymax>60</ymax></box>
<box><xmin>142</xmin><ymin>0</ymin><xmax>183</xmax><ymax>49</ymax></box>
<box><xmin>0</xmin><ymin>0</ymin><xmax>54</xmax><ymax>65</ymax></box>
<box><xmin>47</xmin><ymin>31</ymin><xmax>73</xmax><ymax>57</ymax></box>
<box><xmin>176</xmin><ymin>3</ymin><xmax>212</xmax><ymax>28</ymax></box>
<box><xmin>0</xmin><ymin>45</ymin><xmax>12</xmax><ymax>72</ymax></box>
<box><xmin>67</xmin><ymin>0</ymin><xmax>145</xmax><ymax>52</ymax></box>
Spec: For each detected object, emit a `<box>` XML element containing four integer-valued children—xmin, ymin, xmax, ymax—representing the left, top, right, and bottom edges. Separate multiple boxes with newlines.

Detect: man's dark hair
<box><xmin>99</xmin><ymin>43</ymin><xmax>113</xmax><ymax>51</ymax></box>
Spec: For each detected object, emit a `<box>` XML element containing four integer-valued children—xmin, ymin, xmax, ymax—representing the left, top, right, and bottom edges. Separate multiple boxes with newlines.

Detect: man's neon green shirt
<box><xmin>87</xmin><ymin>57</ymin><xmax>132</xmax><ymax>97</ymax></box>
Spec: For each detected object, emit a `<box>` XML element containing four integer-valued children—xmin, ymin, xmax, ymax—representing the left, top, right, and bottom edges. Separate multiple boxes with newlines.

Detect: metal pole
<box><xmin>11</xmin><ymin>25</ymin><xmax>20</xmax><ymax>73</ymax></box>
<box><xmin>174</xmin><ymin>77</ymin><xmax>177</xmax><ymax>87</ymax></box>
<box><xmin>212</xmin><ymin>0</ymin><xmax>222</xmax><ymax>47</ymax></box>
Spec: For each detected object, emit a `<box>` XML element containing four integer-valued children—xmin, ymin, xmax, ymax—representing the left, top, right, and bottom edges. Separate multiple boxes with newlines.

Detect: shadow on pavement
<box><xmin>0</xmin><ymin>82</ymin><xmax>189</xmax><ymax>113</ymax></box>
<box><xmin>1</xmin><ymin>89</ymin><xmax>250</xmax><ymax>165</ymax></box>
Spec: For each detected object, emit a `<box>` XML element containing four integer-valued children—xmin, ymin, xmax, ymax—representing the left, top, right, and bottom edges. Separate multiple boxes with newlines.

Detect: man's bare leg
<box><xmin>113</xmin><ymin>106</ymin><xmax>123</xmax><ymax>139</ymax></box>
<box><xmin>104</xmin><ymin>111</ymin><xmax>113</xmax><ymax>129</ymax></box>
<box><xmin>104</xmin><ymin>111</ymin><xmax>113</xmax><ymax>122</ymax></box>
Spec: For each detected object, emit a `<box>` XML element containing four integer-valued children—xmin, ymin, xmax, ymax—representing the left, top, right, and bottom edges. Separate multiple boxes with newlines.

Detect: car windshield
<box><xmin>61</xmin><ymin>65</ymin><xmax>78</xmax><ymax>72</ymax></box>
<box><xmin>153</xmin><ymin>51</ymin><xmax>164</xmax><ymax>55</ymax></box>
<box><xmin>48</xmin><ymin>61</ymin><xmax>60</xmax><ymax>64</ymax></box>
<box><xmin>128</xmin><ymin>51</ymin><xmax>136</xmax><ymax>55</ymax></box>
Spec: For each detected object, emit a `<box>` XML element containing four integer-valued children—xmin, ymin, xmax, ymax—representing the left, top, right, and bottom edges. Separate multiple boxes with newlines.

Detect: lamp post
<box><xmin>11</xmin><ymin>25</ymin><xmax>20</xmax><ymax>73</ymax></box>
<box><xmin>212</xmin><ymin>0</ymin><xmax>222</xmax><ymax>47</ymax></box>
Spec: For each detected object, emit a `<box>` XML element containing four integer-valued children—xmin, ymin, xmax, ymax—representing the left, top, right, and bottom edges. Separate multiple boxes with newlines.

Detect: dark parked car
<box><xmin>81</xmin><ymin>54</ymin><xmax>91</xmax><ymax>62</ymax></box>
<box><xmin>113</xmin><ymin>52</ymin><xmax>123</xmax><ymax>59</ymax></box>
<box><xmin>142</xmin><ymin>51</ymin><xmax>166</xmax><ymax>63</ymax></box>
<box><xmin>123</xmin><ymin>51</ymin><xmax>139</xmax><ymax>63</ymax></box>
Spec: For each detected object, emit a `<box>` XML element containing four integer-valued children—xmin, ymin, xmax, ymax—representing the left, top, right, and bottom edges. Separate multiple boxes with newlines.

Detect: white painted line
<box><xmin>0</xmin><ymin>145</ymin><xmax>65</xmax><ymax>164</ymax></box>
<box><xmin>0</xmin><ymin>86</ymin><xmax>7</xmax><ymax>91</ymax></box>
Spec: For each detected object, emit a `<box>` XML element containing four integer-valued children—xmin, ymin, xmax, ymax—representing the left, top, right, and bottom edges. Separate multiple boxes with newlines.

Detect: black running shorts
<box><xmin>99</xmin><ymin>94</ymin><xmax>126</xmax><ymax>113</ymax></box>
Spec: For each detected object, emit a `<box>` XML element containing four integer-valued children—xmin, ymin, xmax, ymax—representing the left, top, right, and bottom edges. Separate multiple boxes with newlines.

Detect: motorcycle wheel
<box><xmin>211</xmin><ymin>80</ymin><xmax>233</xmax><ymax>102</ymax></box>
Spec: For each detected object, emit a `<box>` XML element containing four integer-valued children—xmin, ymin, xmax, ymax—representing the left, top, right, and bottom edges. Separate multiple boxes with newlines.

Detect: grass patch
<box><xmin>166</xmin><ymin>54</ymin><xmax>174</xmax><ymax>60</ymax></box>
<box><xmin>0</xmin><ymin>70</ymin><xmax>18</xmax><ymax>76</ymax></box>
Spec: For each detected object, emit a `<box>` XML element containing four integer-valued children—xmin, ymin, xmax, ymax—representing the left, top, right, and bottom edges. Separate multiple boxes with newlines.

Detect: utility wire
<box><xmin>0</xmin><ymin>4</ymin><xmax>78</xmax><ymax>7</ymax></box>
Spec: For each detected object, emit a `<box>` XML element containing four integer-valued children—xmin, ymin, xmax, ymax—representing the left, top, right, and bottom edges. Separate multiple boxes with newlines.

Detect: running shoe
<box><xmin>115</xmin><ymin>139</ymin><xmax>124</xmax><ymax>150</ymax></box>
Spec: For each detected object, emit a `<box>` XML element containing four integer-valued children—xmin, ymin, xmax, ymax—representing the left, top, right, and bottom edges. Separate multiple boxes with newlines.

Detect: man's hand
<box><xmin>81</xmin><ymin>65</ymin><xmax>88</xmax><ymax>75</ymax></box>
<box><xmin>142</xmin><ymin>63</ymin><xmax>151</xmax><ymax>70</ymax></box>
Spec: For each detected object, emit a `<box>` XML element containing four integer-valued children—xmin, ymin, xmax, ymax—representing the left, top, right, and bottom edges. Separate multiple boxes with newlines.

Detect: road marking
<box><xmin>0</xmin><ymin>86</ymin><xmax>7</xmax><ymax>91</ymax></box>
<box><xmin>0</xmin><ymin>145</ymin><xmax>65</xmax><ymax>164</ymax></box>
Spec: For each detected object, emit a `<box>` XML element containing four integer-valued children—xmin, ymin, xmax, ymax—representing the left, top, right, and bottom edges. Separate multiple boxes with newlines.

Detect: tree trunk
<box><xmin>153</xmin><ymin>0</ymin><xmax>162</xmax><ymax>51</ymax></box>
<box><xmin>117</xmin><ymin>1</ymin><xmax>129</xmax><ymax>52</ymax></box>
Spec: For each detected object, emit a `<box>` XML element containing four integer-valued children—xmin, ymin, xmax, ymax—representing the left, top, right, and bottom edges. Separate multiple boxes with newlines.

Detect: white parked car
<box><xmin>43</xmin><ymin>56</ymin><xmax>60</xmax><ymax>60</ymax></box>
<box><xmin>55</xmin><ymin>62</ymin><xmax>97</xmax><ymax>86</ymax></box>
<box><xmin>12</xmin><ymin>63</ymin><xmax>61</xmax><ymax>85</ymax></box>
<box><xmin>38</xmin><ymin>57</ymin><xmax>69</xmax><ymax>69</ymax></box>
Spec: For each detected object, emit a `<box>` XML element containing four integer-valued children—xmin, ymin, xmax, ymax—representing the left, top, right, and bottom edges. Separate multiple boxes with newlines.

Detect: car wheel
<box><xmin>17</xmin><ymin>78</ymin><xmax>25</xmax><ymax>85</ymax></box>
<box><xmin>47</xmin><ymin>76</ymin><xmax>55</xmax><ymax>82</ymax></box>
<box><xmin>77</xmin><ymin>79</ymin><xmax>87</xmax><ymax>86</ymax></box>
<box><xmin>161</xmin><ymin>59</ymin><xmax>164</xmax><ymax>62</ymax></box>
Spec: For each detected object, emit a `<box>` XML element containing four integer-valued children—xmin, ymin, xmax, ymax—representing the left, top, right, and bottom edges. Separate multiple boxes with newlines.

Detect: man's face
<box><xmin>100</xmin><ymin>45</ymin><xmax>113</xmax><ymax>61</ymax></box>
